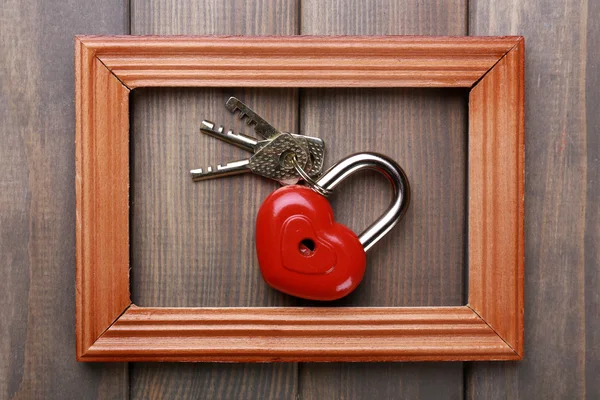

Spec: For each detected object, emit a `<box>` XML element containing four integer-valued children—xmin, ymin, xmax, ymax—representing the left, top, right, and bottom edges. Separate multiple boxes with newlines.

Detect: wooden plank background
<box><xmin>1</xmin><ymin>1</ymin><xmax>597</xmax><ymax>400</ymax></box>
<box><xmin>466</xmin><ymin>1</ymin><xmax>599</xmax><ymax>399</ymax></box>
<box><xmin>0</xmin><ymin>1</ymin><xmax>129</xmax><ymax>399</ymax></box>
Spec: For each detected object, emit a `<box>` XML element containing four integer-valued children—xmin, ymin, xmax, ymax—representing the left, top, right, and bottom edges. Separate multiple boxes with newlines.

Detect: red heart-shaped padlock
<box><xmin>255</xmin><ymin>185</ymin><xmax>366</xmax><ymax>301</ymax></box>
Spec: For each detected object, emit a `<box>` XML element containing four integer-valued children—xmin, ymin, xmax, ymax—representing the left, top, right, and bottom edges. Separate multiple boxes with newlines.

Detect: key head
<box><xmin>254</xmin><ymin>134</ymin><xmax>325</xmax><ymax>178</ymax></box>
<box><xmin>248</xmin><ymin>133</ymin><xmax>309</xmax><ymax>185</ymax></box>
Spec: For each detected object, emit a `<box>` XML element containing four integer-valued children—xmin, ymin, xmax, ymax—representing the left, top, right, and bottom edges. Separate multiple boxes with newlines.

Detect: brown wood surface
<box><xmin>76</xmin><ymin>36</ymin><xmax>522</xmax><ymax>364</ymax></box>
<box><xmin>467</xmin><ymin>0</ymin><xmax>599</xmax><ymax>399</ymax></box>
<box><xmin>129</xmin><ymin>1</ymin><xmax>300</xmax><ymax>398</ymax></box>
<box><xmin>298</xmin><ymin>0</ymin><xmax>467</xmax><ymax>398</ymax></box>
<box><xmin>75</xmin><ymin>52</ymin><xmax>131</xmax><ymax>357</ymax></box>
<box><xmin>84</xmin><ymin>306</ymin><xmax>516</xmax><ymax>362</ymax></box>
<box><xmin>468</xmin><ymin>41</ymin><xmax>525</xmax><ymax>354</ymax></box>
<box><xmin>92</xmin><ymin>35</ymin><xmax>515</xmax><ymax>88</ymax></box>
<box><xmin>0</xmin><ymin>0</ymin><xmax>129</xmax><ymax>399</ymax></box>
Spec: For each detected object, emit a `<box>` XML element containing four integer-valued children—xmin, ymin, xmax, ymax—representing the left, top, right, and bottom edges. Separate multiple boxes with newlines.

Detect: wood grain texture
<box><xmin>77</xmin><ymin>34</ymin><xmax>523</xmax><ymax>363</ymax></box>
<box><xmin>0</xmin><ymin>0</ymin><xmax>128</xmax><ymax>398</ymax></box>
<box><xmin>584</xmin><ymin>1</ymin><xmax>600</xmax><ymax>396</ymax></box>
<box><xmin>131</xmin><ymin>0</ymin><xmax>298</xmax><ymax>35</ymax></box>
<box><xmin>130</xmin><ymin>88</ymin><xmax>299</xmax><ymax>308</ymax></box>
<box><xmin>129</xmin><ymin>1</ymin><xmax>299</xmax><ymax>399</ymax></box>
<box><xmin>468</xmin><ymin>41</ymin><xmax>524</xmax><ymax>355</ymax></box>
<box><xmin>295</xmin><ymin>88</ymin><xmax>467</xmax><ymax>307</ymax></box>
<box><xmin>299</xmin><ymin>363</ymin><xmax>464</xmax><ymax>400</ymax></box>
<box><xmin>84</xmin><ymin>306</ymin><xmax>516</xmax><ymax>362</ymax></box>
<box><xmin>130</xmin><ymin>363</ymin><xmax>296</xmax><ymax>400</ymax></box>
<box><xmin>3</xmin><ymin>1</ymin><xmax>594</xmax><ymax>399</ymax></box>
<box><xmin>467</xmin><ymin>0</ymin><xmax>599</xmax><ymax>399</ymax></box>
<box><xmin>298</xmin><ymin>0</ymin><xmax>468</xmax><ymax>398</ymax></box>
<box><xmin>86</xmin><ymin>35</ymin><xmax>518</xmax><ymax>88</ymax></box>
<box><xmin>75</xmin><ymin>54</ymin><xmax>131</xmax><ymax>357</ymax></box>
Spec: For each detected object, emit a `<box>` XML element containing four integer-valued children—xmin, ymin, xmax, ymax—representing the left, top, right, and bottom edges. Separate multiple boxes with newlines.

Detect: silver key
<box><xmin>200</xmin><ymin>120</ymin><xmax>325</xmax><ymax>177</ymax></box>
<box><xmin>199</xmin><ymin>120</ymin><xmax>257</xmax><ymax>152</ymax></box>
<box><xmin>190</xmin><ymin>159</ymin><xmax>251</xmax><ymax>181</ymax></box>
<box><xmin>224</xmin><ymin>98</ymin><xmax>326</xmax><ymax>176</ymax></box>
<box><xmin>190</xmin><ymin>133</ymin><xmax>309</xmax><ymax>183</ymax></box>
<box><xmin>225</xmin><ymin>97</ymin><xmax>280</xmax><ymax>140</ymax></box>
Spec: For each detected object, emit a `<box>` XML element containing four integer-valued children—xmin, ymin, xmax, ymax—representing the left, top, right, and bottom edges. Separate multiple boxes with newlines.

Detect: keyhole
<box><xmin>299</xmin><ymin>238</ymin><xmax>316</xmax><ymax>256</ymax></box>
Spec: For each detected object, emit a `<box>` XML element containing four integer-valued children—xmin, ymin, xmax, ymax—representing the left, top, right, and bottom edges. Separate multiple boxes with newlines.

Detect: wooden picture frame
<box><xmin>75</xmin><ymin>36</ymin><xmax>524</xmax><ymax>362</ymax></box>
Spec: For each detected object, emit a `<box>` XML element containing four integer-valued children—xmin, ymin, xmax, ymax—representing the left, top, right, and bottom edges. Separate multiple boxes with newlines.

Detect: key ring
<box><xmin>290</xmin><ymin>154</ymin><xmax>333</xmax><ymax>197</ymax></box>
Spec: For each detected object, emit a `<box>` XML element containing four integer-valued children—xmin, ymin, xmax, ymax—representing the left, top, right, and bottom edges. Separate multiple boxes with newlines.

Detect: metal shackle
<box><xmin>314</xmin><ymin>152</ymin><xmax>410</xmax><ymax>252</ymax></box>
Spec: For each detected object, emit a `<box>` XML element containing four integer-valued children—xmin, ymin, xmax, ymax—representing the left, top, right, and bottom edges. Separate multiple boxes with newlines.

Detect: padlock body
<box><xmin>256</xmin><ymin>185</ymin><xmax>366</xmax><ymax>301</ymax></box>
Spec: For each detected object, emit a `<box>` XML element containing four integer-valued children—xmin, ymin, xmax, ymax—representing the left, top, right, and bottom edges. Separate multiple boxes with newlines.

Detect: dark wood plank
<box><xmin>131</xmin><ymin>88</ymin><xmax>300</xmax><ymax>308</ymax></box>
<box><xmin>298</xmin><ymin>1</ymin><xmax>467</xmax><ymax>398</ymax></box>
<box><xmin>0</xmin><ymin>0</ymin><xmax>128</xmax><ymax>399</ymax></box>
<box><xmin>299</xmin><ymin>363</ymin><xmax>463</xmax><ymax>399</ymax></box>
<box><xmin>131</xmin><ymin>0</ymin><xmax>297</xmax><ymax>35</ymax></box>
<box><xmin>585</xmin><ymin>2</ymin><xmax>600</xmax><ymax>398</ymax></box>
<box><xmin>295</xmin><ymin>88</ymin><xmax>467</xmax><ymax>307</ymax></box>
<box><xmin>301</xmin><ymin>0</ymin><xmax>466</xmax><ymax>35</ymax></box>
<box><xmin>129</xmin><ymin>1</ymin><xmax>299</xmax><ymax>399</ymax></box>
<box><xmin>467</xmin><ymin>1</ymin><xmax>599</xmax><ymax>399</ymax></box>
<box><xmin>131</xmin><ymin>363</ymin><xmax>296</xmax><ymax>399</ymax></box>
